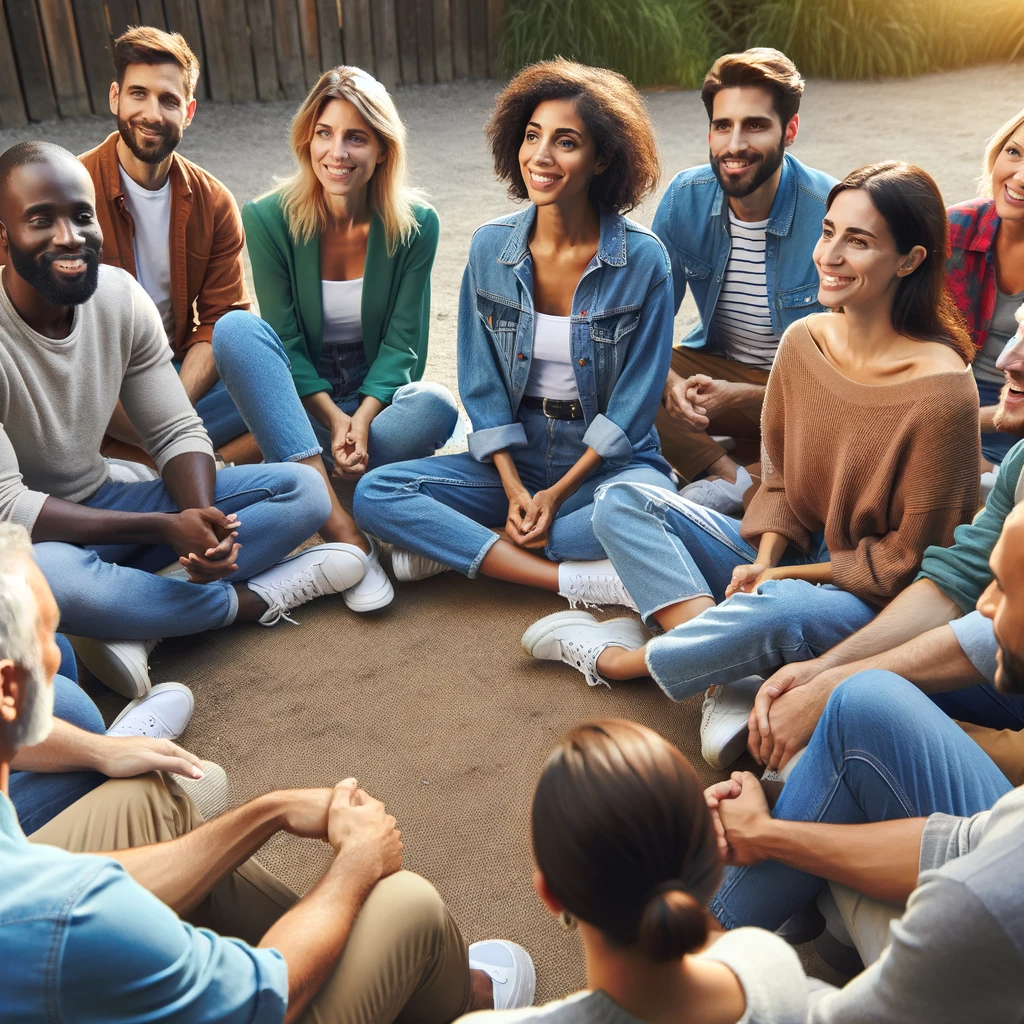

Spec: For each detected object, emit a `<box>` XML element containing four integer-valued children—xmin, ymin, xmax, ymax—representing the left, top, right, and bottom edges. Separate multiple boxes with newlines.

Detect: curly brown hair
<box><xmin>486</xmin><ymin>58</ymin><xmax>660</xmax><ymax>214</ymax></box>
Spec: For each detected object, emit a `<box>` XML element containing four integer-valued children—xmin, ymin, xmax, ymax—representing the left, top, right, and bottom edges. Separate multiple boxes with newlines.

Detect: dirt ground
<box><xmin>2</xmin><ymin>63</ymin><xmax>1022</xmax><ymax>1004</ymax></box>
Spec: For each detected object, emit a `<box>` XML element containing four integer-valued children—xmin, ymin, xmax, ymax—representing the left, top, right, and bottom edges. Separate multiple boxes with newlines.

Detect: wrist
<box><xmin>81</xmin><ymin>730</ymin><xmax>112</xmax><ymax>773</ymax></box>
<box><xmin>328</xmin><ymin>847</ymin><xmax>382</xmax><ymax>897</ymax></box>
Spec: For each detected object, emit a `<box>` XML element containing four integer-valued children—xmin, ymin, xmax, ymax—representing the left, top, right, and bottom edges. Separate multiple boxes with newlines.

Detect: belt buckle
<box><xmin>542</xmin><ymin>397</ymin><xmax>554</xmax><ymax>419</ymax></box>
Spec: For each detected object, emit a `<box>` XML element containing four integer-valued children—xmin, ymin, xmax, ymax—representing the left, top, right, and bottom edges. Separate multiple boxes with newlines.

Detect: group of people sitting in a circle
<box><xmin>0</xmin><ymin>24</ymin><xmax>1022</xmax><ymax>1023</ymax></box>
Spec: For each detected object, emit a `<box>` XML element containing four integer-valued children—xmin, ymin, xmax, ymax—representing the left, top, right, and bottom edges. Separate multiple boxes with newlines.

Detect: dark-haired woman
<box><xmin>526</xmin><ymin>162</ymin><xmax>981</xmax><ymax>769</ymax></box>
<box><xmin>457</xmin><ymin>719</ymin><xmax>808</xmax><ymax>1024</ymax></box>
<box><xmin>354</xmin><ymin>59</ymin><xmax>674</xmax><ymax>604</ymax></box>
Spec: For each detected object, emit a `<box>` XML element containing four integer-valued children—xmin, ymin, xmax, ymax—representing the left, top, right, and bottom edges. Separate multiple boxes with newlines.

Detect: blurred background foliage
<box><xmin>499</xmin><ymin>0</ymin><xmax>1024</xmax><ymax>87</ymax></box>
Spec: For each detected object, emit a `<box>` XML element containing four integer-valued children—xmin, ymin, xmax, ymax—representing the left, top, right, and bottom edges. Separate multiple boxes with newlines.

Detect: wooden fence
<box><xmin>0</xmin><ymin>0</ymin><xmax>506</xmax><ymax>128</ymax></box>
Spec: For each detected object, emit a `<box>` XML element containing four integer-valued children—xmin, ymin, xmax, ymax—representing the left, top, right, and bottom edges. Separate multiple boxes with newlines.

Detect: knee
<box><xmin>397</xmin><ymin>381</ymin><xmax>459</xmax><ymax>439</ymax></box>
<box><xmin>212</xmin><ymin>311</ymin><xmax>280</xmax><ymax>369</ymax></box>
<box><xmin>824</xmin><ymin>669</ymin><xmax>911</xmax><ymax>729</ymax></box>
<box><xmin>591</xmin><ymin>481</ymin><xmax>648</xmax><ymax>542</ymax></box>
<box><xmin>367</xmin><ymin>870</ymin><xmax>450</xmax><ymax>943</ymax></box>
<box><xmin>275</xmin><ymin>462</ymin><xmax>332</xmax><ymax>527</ymax></box>
<box><xmin>53</xmin><ymin>674</ymin><xmax>104</xmax><ymax>735</ymax></box>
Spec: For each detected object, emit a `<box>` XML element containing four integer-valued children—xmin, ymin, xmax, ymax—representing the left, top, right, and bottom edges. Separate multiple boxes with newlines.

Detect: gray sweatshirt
<box><xmin>0</xmin><ymin>265</ymin><xmax>211</xmax><ymax>530</ymax></box>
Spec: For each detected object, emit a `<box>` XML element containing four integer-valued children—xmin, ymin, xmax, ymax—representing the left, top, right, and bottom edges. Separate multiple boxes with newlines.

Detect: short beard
<box><xmin>992</xmin><ymin>379</ymin><xmax>1024</xmax><ymax>435</ymax></box>
<box><xmin>711</xmin><ymin>137</ymin><xmax>787</xmax><ymax>199</ymax></box>
<box><xmin>117</xmin><ymin>115</ymin><xmax>181</xmax><ymax>164</ymax></box>
<box><xmin>8</xmin><ymin>660</ymin><xmax>54</xmax><ymax>748</ymax></box>
<box><xmin>5</xmin><ymin>239</ymin><xmax>100</xmax><ymax>306</ymax></box>
<box><xmin>996</xmin><ymin>643</ymin><xmax>1024</xmax><ymax>696</ymax></box>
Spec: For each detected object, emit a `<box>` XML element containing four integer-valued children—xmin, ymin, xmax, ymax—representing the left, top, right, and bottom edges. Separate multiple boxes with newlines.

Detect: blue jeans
<box><xmin>353</xmin><ymin>409</ymin><xmax>674</xmax><ymax>575</ymax></box>
<box><xmin>710</xmin><ymin>670</ymin><xmax>1013</xmax><ymax>930</ymax></box>
<box><xmin>172</xmin><ymin>358</ymin><xmax>249</xmax><ymax>450</ymax></box>
<box><xmin>212</xmin><ymin>311</ymin><xmax>459</xmax><ymax>468</ymax></box>
<box><xmin>930</xmin><ymin>683</ymin><xmax>1024</xmax><ymax>730</ymax></box>
<box><xmin>592</xmin><ymin>482</ymin><xmax>876</xmax><ymax>701</ymax></box>
<box><xmin>978</xmin><ymin>379</ymin><xmax>1018</xmax><ymax>465</ymax></box>
<box><xmin>33</xmin><ymin>463</ymin><xmax>330</xmax><ymax>640</ymax></box>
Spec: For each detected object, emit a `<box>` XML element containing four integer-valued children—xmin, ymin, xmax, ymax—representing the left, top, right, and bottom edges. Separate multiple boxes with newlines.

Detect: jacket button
<box><xmin>579</xmin><ymin>309</ymin><xmax>587</xmax><ymax>316</ymax></box>
<box><xmin>517</xmin><ymin>352</ymin><xmax>525</xmax><ymax>360</ymax></box>
<box><xmin>578</xmin><ymin>358</ymin><xmax>586</xmax><ymax>366</ymax></box>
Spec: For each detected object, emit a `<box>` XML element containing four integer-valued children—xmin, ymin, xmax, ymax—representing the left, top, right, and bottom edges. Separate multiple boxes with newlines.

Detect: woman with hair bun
<box><xmin>458</xmin><ymin>719</ymin><xmax>808</xmax><ymax>1024</ymax></box>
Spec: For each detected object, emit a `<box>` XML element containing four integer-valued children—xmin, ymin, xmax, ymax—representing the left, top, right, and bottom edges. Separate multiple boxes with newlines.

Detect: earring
<box><xmin>557</xmin><ymin>910</ymin><xmax>577</xmax><ymax>930</ymax></box>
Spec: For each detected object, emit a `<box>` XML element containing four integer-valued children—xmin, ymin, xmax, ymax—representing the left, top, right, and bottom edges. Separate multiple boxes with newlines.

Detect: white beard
<box><xmin>15</xmin><ymin>663</ymin><xmax>54</xmax><ymax>748</ymax></box>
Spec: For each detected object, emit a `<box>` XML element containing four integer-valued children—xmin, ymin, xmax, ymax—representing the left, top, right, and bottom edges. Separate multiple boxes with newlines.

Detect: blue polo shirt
<box><xmin>0</xmin><ymin>791</ymin><xmax>288</xmax><ymax>1022</ymax></box>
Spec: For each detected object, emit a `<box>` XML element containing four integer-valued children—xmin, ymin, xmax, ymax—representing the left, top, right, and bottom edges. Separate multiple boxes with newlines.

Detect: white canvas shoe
<box><xmin>66</xmin><ymin>636</ymin><xmax>161</xmax><ymax>699</ymax></box>
<box><xmin>391</xmin><ymin>546</ymin><xmax>450</xmax><ymax>582</ymax></box>
<box><xmin>248</xmin><ymin>543</ymin><xmax>367</xmax><ymax>625</ymax></box>
<box><xmin>469</xmin><ymin>940</ymin><xmax>536</xmax><ymax>1010</ymax></box>
<box><xmin>700</xmin><ymin>675</ymin><xmax>763</xmax><ymax>769</ymax></box>
<box><xmin>166</xmin><ymin>760</ymin><xmax>230</xmax><ymax>822</ymax></box>
<box><xmin>557</xmin><ymin>559</ymin><xmax>638</xmax><ymax>611</ymax></box>
<box><xmin>678</xmin><ymin>465</ymin><xmax>752</xmax><ymax>517</ymax></box>
<box><xmin>342</xmin><ymin>538</ymin><xmax>395</xmax><ymax>612</ymax></box>
<box><xmin>522</xmin><ymin>611</ymin><xmax>647</xmax><ymax>687</ymax></box>
<box><xmin>107</xmin><ymin>682</ymin><xmax>194</xmax><ymax>740</ymax></box>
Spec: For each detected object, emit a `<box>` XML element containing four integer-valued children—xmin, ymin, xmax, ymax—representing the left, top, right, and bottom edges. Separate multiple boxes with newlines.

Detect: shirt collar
<box><xmin>0</xmin><ymin>789</ymin><xmax>27</xmax><ymax>843</ymax></box>
<box><xmin>498</xmin><ymin>205</ymin><xmax>627</xmax><ymax>267</ymax></box>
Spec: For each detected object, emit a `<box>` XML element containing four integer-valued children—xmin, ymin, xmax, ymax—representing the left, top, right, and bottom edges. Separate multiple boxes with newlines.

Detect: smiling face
<box><xmin>994</xmin><ymin>315</ymin><xmax>1024</xmax><ymax>433</ymax></box>
<box><xmin>977</xmin><ymin>508</ymin><xmax>1024</xmax><ymax>695</ymax></box>
<box><xmin>812</xmin><ymin>188</ymin><xmax>924</xmax><ymax>312</ymax></box>
<box><xmin>309</xmin><ymin>97</ymin><xmax>384</xmax><ymax>203</ymax></box>
<box><xmin>708</xmin><ymin>86</ymin><xmax>795</xmax><ymax>199</ymax></box>
<box><xmin>518</xmin><ymin>98</ymin><xmax>606</xmax><ymax>209</ymax></box>
<box><xmin>111</xmin><ymin>62</ymin><xmax>195</xmax><ymax>165</ymax></box>
<box><xmin>990</xmin><ymin>130</ymin><xmax>1024</xmax><ymax>222</ymax></box>
<box><xmin>0</xmin><ymin>157</ymin><xmax>102</xmax><ymax>308</ymax></box>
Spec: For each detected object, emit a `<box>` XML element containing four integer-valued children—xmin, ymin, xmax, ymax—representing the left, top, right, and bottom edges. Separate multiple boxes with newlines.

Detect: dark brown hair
<box><xmin>827</xmin><ymin>161</ymin><xmax>973</xmax><ymax>362</ymax></box>
<box><xmin>113</xmin><ymin>26</ymin><xmax>200</xmax><ymax>100</ymax></box>
<box><xmin>532</xmin><ymin>719</ymin><xmax>720</xmax><ymax>961</ymax></box>
<box><xmin>701</xmin><ymin>48</ymin><xmax>804</xmax><ymax>128</ymax></box>
<box><xmin>486</xmin><ymin>58</ymin><xmax>660</xmax><ymax>214</ymax></box>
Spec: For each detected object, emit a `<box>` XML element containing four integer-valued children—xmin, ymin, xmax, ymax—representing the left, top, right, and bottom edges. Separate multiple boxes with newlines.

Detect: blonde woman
<box><xmin>948</xmin><ymin>105</ymin><xmax>1024</xmax><ymax>469</ymax></box>
<box><xmin>214</xmin><ymin>67</ymin><xmax>458</xmax><ymax>612</ymax></box>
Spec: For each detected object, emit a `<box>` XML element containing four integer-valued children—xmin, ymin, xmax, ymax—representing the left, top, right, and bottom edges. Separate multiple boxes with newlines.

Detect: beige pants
<box><xmin>29</xmin><ymin>775</ymin><xmax>471</xmax><ymax>1024</ymax></box>
<box><xmin>655</xmin><ymin>348</ymin><xmax>769</xmax><ymax>483</ymax></box>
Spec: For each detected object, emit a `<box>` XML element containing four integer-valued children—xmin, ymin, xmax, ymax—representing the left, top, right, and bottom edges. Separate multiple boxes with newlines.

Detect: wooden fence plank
<box><xmin>270</xmin><ymin>0</ymin><xmax>305</xmax><ymax>99</ymax></box>
<box><xmin>245</xmin><ymin>0</ymin><xmax>280</xmax><ymax>100</ymax></box>
<box><xmin>315</xmin><ymin>0</ymin><xmax>341</xmax><ymax>71</ymax></box>
<box><xmin>223</xmin><ymin>0</ymin><xmax>256</xmax><ymax>102</ymax></box>
<box><xmin>136</xmin><ymin>0</ymin><xmax>166</xmax><ymax>27</ymax></box>
<box><xmin>415</xmin><ymin>0</ymin><xmax>434</xmax><ymax>85</ymax></box>
<box><xmin>395</xmin><ymin>0</ymin><xmax>417</xmax><ymax>85</ymax></box>
<box><xmin>195</xmin><ymin>0</ymin><xmax>232</xmax><ymax>100</ymax></box>
<box><xmin>71</xmin><ymin>0</ymin><xmax>112</xmax><ymax>112</ymax></box>
<box><xmin>38</xmin><ymin>0</ymin><xmax>92</xmax><ymax>117</ymax></box>
<box><xmin>369</xmin><ymin>0</ymin><xmax>398</xmax><ymax>90</ymax></box>
<box><xmin>297</xmin><ymin>0</ymin><xmax>320</xmax><ymax>85</ymax></box>
<box><xmin>105</xmin><ymin>0</ymin><xmax>140</xmax><ymax>36</ymax></box>
<box><xmin>5</xmin><ymin>0</ymin><xmax>58</xmax><ymax>121</ymax></box>
<box><xmin>486</xmin><ymin>0</ymin><xmax>501</xmax><ymax>76</ymax></box>
<box><xmin>0</xmin><ymin>0</ymin><xmax>29</xmax><ymax>126</ymax></box>
<box><xmin>162</xmin><ymin>0</ymin><xmax>207</xmax><ymax>98</ymax></box>
<box><xmin>450</xmin><ymin>0</ymin><xmax>469</xmax><ymax>79</ymax></box>
<box><xmin>339</xmin><ymin>0</ymin><xmax>373</xmax><ymax>75</ymax></box>
<box><xmin>432</xmin><ymin>0</ymin><xmax>451</xmax><ymax>83</ymax></box>
<box><xmin>467</xmin><ymin>0</ymin><xmax>487</xmax><ymax>79</ymax></box>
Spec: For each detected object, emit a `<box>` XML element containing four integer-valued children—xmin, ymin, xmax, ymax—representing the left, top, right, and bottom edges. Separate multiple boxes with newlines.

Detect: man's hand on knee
<box><xmin>760</xmin><ymin>674</ymin><xmax>843</xmax><ymax>770</ymax></box>
<box><xmin>327</xmin><ymin>779</ymin><xmax>404</xmax><ymax>889</ymax></box>
<box><xmin>97</xmin><ymin>735</ymin><xmax>205</xmax><ymax>780</ymax></box>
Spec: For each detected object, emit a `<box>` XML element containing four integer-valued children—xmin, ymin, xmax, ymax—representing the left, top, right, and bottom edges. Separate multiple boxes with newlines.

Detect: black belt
<box><xmin>521</xmin><ymin>395</ymin><xmax>584</xmax><ymax>420</ymax></box>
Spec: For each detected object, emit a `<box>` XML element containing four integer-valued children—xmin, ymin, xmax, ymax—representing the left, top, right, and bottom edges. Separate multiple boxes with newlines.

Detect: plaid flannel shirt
<box><xmin>947</xmin><ymin>197</ymin><xmax>998</xmax><ymax>351</ymax></box>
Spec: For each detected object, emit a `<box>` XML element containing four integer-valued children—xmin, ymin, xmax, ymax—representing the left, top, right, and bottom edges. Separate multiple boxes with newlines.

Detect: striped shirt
<box><xmin>714</xmin><ymin>210</ymin><xmax>779</xmax><ymax>369</ymax></box>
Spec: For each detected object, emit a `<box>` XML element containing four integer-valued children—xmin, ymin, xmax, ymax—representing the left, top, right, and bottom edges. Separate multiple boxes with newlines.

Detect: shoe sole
<box><xmin>343</xmin><ymin>575</ymin><xmax>396</xmax><ymax>612</ymax></box>
<box><xmin>66</xmin><ymin>635</ymin><xmax>150</xmax><ymax>699</ymax></box>
<box><xmin>521</xmin><ymin>611</ymin><xmax>598</xmax><ymax>657</ymax></box>
<box><xmin>107</xmin><ymin>681</ymin><xmax>195</xmax><ymax>738</ymax></box>
<box><xmin>701</xmin><ymin>720</ymin><xmax>751</xmax><ymax>770</ymax></box>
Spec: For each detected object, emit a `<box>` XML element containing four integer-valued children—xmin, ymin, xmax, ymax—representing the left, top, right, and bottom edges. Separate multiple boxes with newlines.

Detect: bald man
<box><xmin>0</xmin><ymin>141</ymin><xmax>366</xmax><ymax>696</ymax></box>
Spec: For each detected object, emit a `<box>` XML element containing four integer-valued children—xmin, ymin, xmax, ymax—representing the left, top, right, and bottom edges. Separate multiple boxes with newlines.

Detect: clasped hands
<box><xmin>664</xmin><ymin>374</ymin><xmax>748</xmax><ymax>432</ymax></box>
<box><xmin>704</xmin><ymin>771</ymin><xmax>773</xmax><ymax>867</ymax></box>
<box><xmin>163</xmin><ymin>506</ymin><xmax>241</xmax><ymax>583</ymax></box>
<box><xmin>330</xmin><ymin>409</ymin><xmax>373</xmax><ymax>482</ymax></box>
<box><xmin>505</xmin><ymin>486</ymin><xmax>563</xmax><ymax>549</ymax></box>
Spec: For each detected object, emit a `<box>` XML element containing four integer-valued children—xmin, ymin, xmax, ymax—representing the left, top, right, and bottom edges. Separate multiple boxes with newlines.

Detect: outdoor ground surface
<box><xmin>3</xmin><ymin>63</ymin><xmax>1023</xmax><ymax>1002</ymax></box>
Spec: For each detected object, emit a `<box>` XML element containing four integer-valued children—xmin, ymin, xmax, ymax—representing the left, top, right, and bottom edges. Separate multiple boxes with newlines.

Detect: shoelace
<box><xmin>258</xmin><ymin>568</ymin><xmax>325</xmax><ymax>626</ymax></box>
<box><xmin>109</xmin><ymin>712</ymin><xmax>160</xmax><ymax>738</ymax></box>
<box><xmin>562</xmin><ymin>573</ymin><xmax>635</xmax><ymax>610</ymax></box>
<box><xmin>558</xmin><ymin>638</ymin><xmax>604</xmax><ymax>688</ymax></box>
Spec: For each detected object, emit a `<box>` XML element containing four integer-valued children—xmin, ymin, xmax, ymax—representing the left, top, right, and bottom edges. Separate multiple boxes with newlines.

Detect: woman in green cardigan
<box><xmin>214</xmin><ymin>67</ymin><xmax>458</xmax><ymax>613</ymax></box>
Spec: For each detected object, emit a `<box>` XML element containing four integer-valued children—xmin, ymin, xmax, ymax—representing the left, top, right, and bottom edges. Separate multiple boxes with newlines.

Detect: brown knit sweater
<box><xmin>740</xmin><ymin>319</ymin><xmax>981</xmax><ymax>605</ymax></box>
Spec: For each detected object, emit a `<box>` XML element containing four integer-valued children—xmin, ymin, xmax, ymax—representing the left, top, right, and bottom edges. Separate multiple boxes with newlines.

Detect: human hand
<box><xmin>715</xmin><ymin>771</ymin><xmax>773</xmax><ymax>866</ymax></box>
<box><xmin>163</xmin><ymin>507</ymin><xmax>240</xmax><ymax>582</ymax></box>
<box><xmin>664</xmin><ymin>373</ymin><xmax>714</xmax><ymax>431</ymax></box>
<box><xmin>504</xmin><ymin>488</ymin><xmax>538</xmax><ymax>547</ymax></box>
<box><xmin>327</xmin><ymin>778</ymin><xmax>404</xmax><ymax>887</ymax></box>
<box><xmin>277</xmin><ymin>788</ymin><xmax>334</xmax><ymax>840</ymax></box>
<box><xmin>684</xmin><ymin>377</ymin><xmax>751</xmax><ymax>422</ymax></box>
<box><xmin>514</xmin><ymin>487</ymin><xmax>563</xmax><ymax>549</ymax></box>
<box><xmin>97</xmin><ymin>735</ymin><xmax>205</xmax><ymax>780</ymax></box>
<box><xmin>755</xmin><ymin>673</ymin><xmax>840</xmax><ymax>771</ymax></box>
<box><xmin>704</xmin><ymin>778</ymin><xmax>742</xmax><ymax>861</ymax></box>
<box><xmin>725</xmin><ymin>562</ymin><xmax>772</xmax><ymax>599</ymax></box>
<box><xmin>331</xmin><ymin>413</ymin><xmax>370</xmax><ymax>481</ymax></box>
<box><xmin>747</xmin><ymin>658</ymin><xmax>825</xmax><ymax>761</ymax></box>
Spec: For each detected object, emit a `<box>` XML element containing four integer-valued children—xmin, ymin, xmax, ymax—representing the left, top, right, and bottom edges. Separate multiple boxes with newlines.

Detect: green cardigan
<box><xmin>241</xmin><ymin>192</ymin><xmax>439</xmax><ymax>403</ymax></box>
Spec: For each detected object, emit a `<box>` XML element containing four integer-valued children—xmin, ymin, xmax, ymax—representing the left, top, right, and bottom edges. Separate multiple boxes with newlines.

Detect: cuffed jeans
<box><xmin>592</xmin><ymin>481</ymin><xmax>876</xmax><ymax>701</ymax></box>
<box><xmin>353</xmin><ymin>408</ymin><xmax>674</xmax><ymax>575</ymax></box>
<box><xmin>212</xmin><ymin>310</ymin><xmax>459</xmax><ymax>469</ymax></box>
<box><xmin>710</xmin><ymin>670</ymin><xmax>1012</xmax><ymax>931</ymax></box>
<box><xmin>33</xmin><ymin>463</ymin><xmax>330</xmax><ymax>641</ymax></box>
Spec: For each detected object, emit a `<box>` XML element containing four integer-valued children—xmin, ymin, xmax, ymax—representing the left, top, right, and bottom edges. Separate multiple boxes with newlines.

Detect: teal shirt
<box><xmin>242</xmin><ymin>193</ymin><xmax>439</xmax><ymax>404</ymax></box>
<box><xmin>918</xmin><ymin>440</ymin><xmax>1024</xmax><ymax>611</ymax></box>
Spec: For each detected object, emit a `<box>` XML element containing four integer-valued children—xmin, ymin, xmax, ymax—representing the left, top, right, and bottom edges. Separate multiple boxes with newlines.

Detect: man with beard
<box><xmin>702</xmin><ymin>506</ymin><xmax>1024</xmax><ymax>1021</ymax></box>
<box><xmin>79</xmin><ymin>26</ymin><xmax>255</xmax><ymax>466</ymax></box>
<box><xmin>0</xmin><ymin>141</ymin><xmax>369</xmax><ymax>697</ymax></box>
<box><xmin>651</xmin><ymin>49</ymin><xmax>835</xmax><ymax>514</ymax></box>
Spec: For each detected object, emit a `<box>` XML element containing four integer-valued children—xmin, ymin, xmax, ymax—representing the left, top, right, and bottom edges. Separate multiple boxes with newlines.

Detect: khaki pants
<box><xmin>655</xmin><ymin>348</ymin><xmax>769</xmax><ymax>483</ymax></box>
<box><xmin>29</xmin><ymin>776</ymin><xmax>471</xmax><ymax>1024</ymax></box>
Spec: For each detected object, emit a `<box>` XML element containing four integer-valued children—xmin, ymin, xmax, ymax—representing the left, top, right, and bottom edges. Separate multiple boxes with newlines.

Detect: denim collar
<box><xmin>0</xmin><ymin>789</ymin><xmax>24</xmax><ymax>843</ymax></box>
<box><xmin>498</xmin><ymin>205</ymin><xmax>628</xmax><ymax>267</ymax></box>
<box><xmin>710</xmin><ymin>153</ymin><xmax>798</xmax><ymax>237</ymax></box>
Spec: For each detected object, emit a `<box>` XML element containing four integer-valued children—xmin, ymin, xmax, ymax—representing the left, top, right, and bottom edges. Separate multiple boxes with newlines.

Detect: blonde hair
<box><xmin>980</xmin><ymin>107</ymin><xmax>1024</xmax><ymax>198</ymax></box>
<box><xmin>277</xmin><ymin>66</ymin><xmax>425</xmax><ymax>255</ymax></box>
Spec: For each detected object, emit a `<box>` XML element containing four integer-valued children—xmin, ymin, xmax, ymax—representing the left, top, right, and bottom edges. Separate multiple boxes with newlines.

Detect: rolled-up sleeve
<box><xmin>949</xmin><ymin>611</ymin><xmax>999</xmax><ymax>683</ymax></box>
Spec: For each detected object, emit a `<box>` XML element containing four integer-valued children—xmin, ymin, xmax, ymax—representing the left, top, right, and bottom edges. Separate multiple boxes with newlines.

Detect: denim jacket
<box><xmin>457</xmin><ymin>206</ymin><xmax>673</xmax><ymax>467</ymax></box>
<box><xmin>651</xmin><ymin>154</ymin><xmax>836</xmax><ymax>352</ymax></box>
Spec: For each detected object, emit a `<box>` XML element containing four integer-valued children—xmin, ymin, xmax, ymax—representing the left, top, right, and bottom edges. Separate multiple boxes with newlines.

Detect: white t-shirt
<box><xmin>524</xmin><ymin>312</ymin><xmax>579</xmax><ymax>400</ymax></box>
<box><xmin>118</xmin><ymin>169</ymin><xmax>175</xmax><ymax>343</ymax></box>
<box><xmin>321</xmin><ymin>278</ymin><xmax>363</xmax><ymax>344</ymax></box>
<box><xmin>714</xmin><ymin>209</ymin><xmax>779</xmax><ymax>370</ymax></box>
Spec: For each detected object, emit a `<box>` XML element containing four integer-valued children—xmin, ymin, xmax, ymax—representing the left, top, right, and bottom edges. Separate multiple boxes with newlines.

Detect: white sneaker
<box><xmin>107</xmin><ymin>682</ymin><xmax>194</xmax><ymax>739</ymax></box>
<box><xmin>104</xmin><ymin>458</ymin><xmax>160</xmax><ymax>484</ymax></box>
<box><xmin>557</xmin><ymin>558</ymin><xmax>638</xmax><ymax>611</ymax></box>
<box><xmin>469</xmin><ymin>940</ymin><xmax>536</xmax><ymax>1010</ymax></box>
<box><xmin>700</xmin><ymin>675</ymin><xmax>762</xmax><ymax>769</ymax></box>
<box><xmin>522</xmin><ymin>611</ymin><xmax>647</xmax><ymax>687</ymax></box>
<box><xmin>343</xmin><ymin>537</ymin><xmax>395</xmax><ymax>612</ymax></box>
<box><xmin>678</xmin><ymin>465</ymin><xmax>752</xmax><ymax>516</ymax></box>
<box><xmin>166</xmin><ymin>760</ymin><xmax>230</xmax><ymax>822</ymax></box>
<box><xmin>248</xmin><ymin>543</ymin><xmax>367</xmax><ymax>625</ymax></box>
<box><xmin>391</xmin><ymin>546</ymin><xmax>450</xmax><ymax>582</ymax></box>
<box><xmin>66</xmin><ymin>636</ymin><xmax>161</xmax><ymax>699</ymax></box>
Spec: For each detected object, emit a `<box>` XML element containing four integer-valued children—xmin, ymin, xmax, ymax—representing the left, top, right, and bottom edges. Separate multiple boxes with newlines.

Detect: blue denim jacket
<box><xmin>651</xmin><ymin>154</ymin><xmax>836</xmax><ymax>352</ymax></box>
<box><xmin>458</xmin><ymin>206</ymin><xmax>673</xmax><ymax>467</ymax></box>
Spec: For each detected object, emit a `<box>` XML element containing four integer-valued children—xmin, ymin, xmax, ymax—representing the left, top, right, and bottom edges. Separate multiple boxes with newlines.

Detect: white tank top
<box><xmin>321</xmin><ymin>278</ymin><xmax>363</xmax><ymax>343</ymax></box>
<box><xmin>524</xmin><ymin>312</ymin><xmax>579</xmax><ymax>400</ymax></box>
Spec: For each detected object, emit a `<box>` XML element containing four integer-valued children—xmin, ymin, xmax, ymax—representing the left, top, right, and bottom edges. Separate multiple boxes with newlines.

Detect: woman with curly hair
<box><xmin>355</xmin><ymin>59</ymin><xmax>675</xmax><ymax>604</ymax></box>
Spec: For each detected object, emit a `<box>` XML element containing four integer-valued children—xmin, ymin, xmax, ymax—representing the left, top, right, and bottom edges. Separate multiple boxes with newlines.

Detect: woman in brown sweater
<box><xmin>522</xmin><ymin>161</ymin><xmax>981</xmax><ymax>768</ymax></box>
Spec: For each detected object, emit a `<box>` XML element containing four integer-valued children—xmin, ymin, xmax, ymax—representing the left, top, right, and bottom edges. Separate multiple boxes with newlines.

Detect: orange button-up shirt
<box><xmin>79</xmin><ymin>132</ymin><xmax>250</xmax><ymax>358</ymax></box>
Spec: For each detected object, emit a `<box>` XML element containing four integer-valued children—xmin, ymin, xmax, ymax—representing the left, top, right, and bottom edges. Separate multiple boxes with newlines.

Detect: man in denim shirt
<box><xmin>652</xmin><ymin>49</ymin><xmax>835</xmax><ymax>513</ymax></box>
